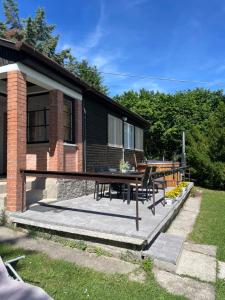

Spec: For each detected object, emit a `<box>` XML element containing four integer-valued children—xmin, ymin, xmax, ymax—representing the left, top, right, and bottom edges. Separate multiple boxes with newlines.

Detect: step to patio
<box><xmin>26</xmin><ymin>189</ymin><xmax>47</xmax><ymax>206</ymax></box>
<box><xmin>0</xmin><ymin>181</ymin><xmax>7</xmax><ymax>194</ymax></box>
<box><xmin>0</xmin><ymin>193</ymin><xmax>6</xmax><ymax>210</ymax></box>
<box><xmin>142</xmin><ymin>233</ymin><xmax>185</xmax><ymax>272</ymax></box>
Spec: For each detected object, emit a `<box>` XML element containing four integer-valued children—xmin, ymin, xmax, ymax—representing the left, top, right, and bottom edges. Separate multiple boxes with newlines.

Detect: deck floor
<box><xmin>10</xmin><ymin>184</ymin><xmax>193</xmax><ymax>246</ymax></box>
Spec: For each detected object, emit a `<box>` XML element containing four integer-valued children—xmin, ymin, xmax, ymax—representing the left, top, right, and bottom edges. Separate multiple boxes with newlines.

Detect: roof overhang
<box><xmin>0</xmin><ymin>38</ymin><xmax>148</xmax><ymax>127</ymax></box>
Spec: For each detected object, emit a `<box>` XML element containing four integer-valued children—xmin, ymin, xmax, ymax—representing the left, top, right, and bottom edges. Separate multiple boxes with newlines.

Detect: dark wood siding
<box><xmin>84</xmin><ymin>95</ymin><xmax>144</xmax><ymax>171</ymax></box>
<box><xmin>0</xmin><ymin>47</ymin><xmax>21</xmax><ymax>66</ymax></box>
<box><xmin>0</xmin><ymin>47</ymin><xmax>82</xmax><ymax>94</ymax></box>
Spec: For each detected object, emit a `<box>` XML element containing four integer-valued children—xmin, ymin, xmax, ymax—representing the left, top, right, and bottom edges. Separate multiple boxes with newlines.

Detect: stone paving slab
<box><xmin>143</xmin><ymin>233</ymin><xmax>184</xmax><ymax>264</ymax></box>
<box><xmin>218</xmin><ymin>261</ymin><xmax>225</xmax><ymax>280</ymax></box>
<box><xmin>0</xmin><ymin>227</ymin><xmax>138</xmax><ymax>275</ymax></box>
<box><xmin>184</xmin><ymin>242</ymin><xmax>217</xmax><ymax>257</ymax></box>
<box><xmin>167</xmin><ymin>196</ymin><xmax>201</xmax><ymax>239</ymax></box>
<box><xmin>176</xmin><ymin>249</ymin><xmax>216</xmax><ymax>283</ymax></box>
<box><xmin>182</xmin><ymin>196</ymin><xmax>202</xmax><ymax>213</ymax></box>
<box><xmin>153</xmin><ymin>268</ymin><xmax>215</xmax><ymax>300</ymax></box>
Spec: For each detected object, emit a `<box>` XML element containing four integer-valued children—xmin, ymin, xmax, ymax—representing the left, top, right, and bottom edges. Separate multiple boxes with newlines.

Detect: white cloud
<box><xmin>65</xmin><ymin>0</ymin><xmax>106</xmax><ymax>59</ymax></box>
<box><xmin>131</xmin><ymin>79</ymin><xmax>162</xmax><ymax>92</ymax></box>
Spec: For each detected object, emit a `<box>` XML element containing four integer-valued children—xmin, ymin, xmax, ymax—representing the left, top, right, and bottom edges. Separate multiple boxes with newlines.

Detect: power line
<box><xmin>98</xmin><ymin>71</ymin><xmax>225</xmax><ymax>87</ymax></box>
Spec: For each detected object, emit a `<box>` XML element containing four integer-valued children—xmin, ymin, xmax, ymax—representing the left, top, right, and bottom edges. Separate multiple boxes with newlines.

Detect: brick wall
<box><xmin>26</xmin><ymin>96</ymin><xmax>83</xmax><ymax>172</ymax></box>
<box><xmin>26</xmin><ymin>144</ymin><xmax>49</xmax><ymax>170</ymax></box>
<box><xmin>86</xmin><ymin>144</ymin><xmax>144</xmax><ymax>171</ymax></box>
<box><xmin>64</xmin><ymin>145</ymin><xmax>77</xmax><ymax>172</ymax></box>
<box><xmin>7</xmin><ymin>71</ymin><xmax>27</xmax><ymax>211</ymax></box>
<box><xmin>49</xmin><ymin>90</ymin><xmax>64</xmax><ymax>171</ymax></box>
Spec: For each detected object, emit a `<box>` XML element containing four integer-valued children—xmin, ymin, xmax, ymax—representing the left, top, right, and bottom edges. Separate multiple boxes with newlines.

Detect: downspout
<box><xmin>83</xmin><ymin>102</ymin><xmax>87</xmax><ymax>172</ymax></box>
<box><xmin>83</xmin><ymin>100</ymin><xmax>88</xmax><ymax>194</ymax></box>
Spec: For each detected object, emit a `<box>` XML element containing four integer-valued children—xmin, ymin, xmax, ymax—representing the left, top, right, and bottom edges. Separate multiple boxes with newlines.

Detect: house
<box><xmin>0</xmin><ymin>38</ymin><xmax>146</xmax><ymax>212</ymax></box>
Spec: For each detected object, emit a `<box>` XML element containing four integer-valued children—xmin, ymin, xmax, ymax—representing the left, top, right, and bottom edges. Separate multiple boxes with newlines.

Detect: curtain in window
<box><xmin>27</xmin><ymin>109</ymin><xmax>48</xmax><ymax>143</ymax></box>
<box><xmin>108</xmin><ymin>114</ymin><xmax>122</xmax><ymax>147</ymax></box>
<box><xmin>135</xmin><ymin>127</ymin><xmax>144</xmax><ymax>150</ymax></box>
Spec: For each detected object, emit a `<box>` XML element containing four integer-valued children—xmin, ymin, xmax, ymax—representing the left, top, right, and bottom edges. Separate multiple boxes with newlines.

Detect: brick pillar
<box><xmin>49</xmin><ymin>90</ymin><xmax>64</xmax><ymax>171</ymax></box>
<box><xmin>7</xmin><ymin>71</ymin><xmax>27</xmax><ymax>211</ymax></box>
<box><xmin>75</xmin><ymin>100</ymin><xmax>83</xmax><ymax>171</ymax></box>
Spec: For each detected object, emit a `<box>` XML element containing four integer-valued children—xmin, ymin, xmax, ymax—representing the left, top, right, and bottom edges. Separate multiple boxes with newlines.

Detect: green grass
<box><xmin>189</xmin><ymin>189</ymin><xmax>225</xmax><ymax>299</ymax></box>
<box><xmin>189</xmin><ymin>189</ymin><xmax>225</xmax><ymax>261</ymax></box>
<box><xmin>0</xmin><ymin>242</ymin><xmax>186</xmax><ymax>300</ymax></box>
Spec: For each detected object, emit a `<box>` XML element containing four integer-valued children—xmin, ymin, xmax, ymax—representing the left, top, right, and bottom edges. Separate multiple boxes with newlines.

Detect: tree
<box><xmin>24</xmin><ymin>9</ymin><xmax>59</xmax><ymax>59</ymax></box>
<box><xmin>3</xmin><ymin>0</ymin><xmax>22</xmax><ymax>29</ymax></box>
<box><xmin>0</xmin><ymin>0</ymin><xmax>108</xmax><ymax>94</ymax></box>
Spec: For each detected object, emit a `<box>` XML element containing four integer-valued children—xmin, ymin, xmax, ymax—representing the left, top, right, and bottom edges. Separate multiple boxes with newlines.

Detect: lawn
<box><xmin>0</xmin><ymin>242</ymin><xmax>186</xmax><ymax>300</ymax></box>
<box><xmin>189</xmin><ymin>189</ymin><xmax>225</xmax><ymax>300</ymax></box>
<box><xmin>189</xmin><ymin>189</ymin><xmax>225</xmax><ymax>261</ymax></box>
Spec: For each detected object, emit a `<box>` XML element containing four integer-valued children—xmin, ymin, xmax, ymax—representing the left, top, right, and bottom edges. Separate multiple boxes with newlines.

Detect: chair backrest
<box><xmin>151</xmin><ymin>166</ymin><xmax>157</xmax><ymax>173</ymax></box>
<box><xmin>142</xmin><ymin>166</ymin><xmax>152</xmax><ymax>187</ymax></box>
<box><xmin>94</xmin><ymin>166</ymin><xmax>109</xmax><ymax>173</ymax></box>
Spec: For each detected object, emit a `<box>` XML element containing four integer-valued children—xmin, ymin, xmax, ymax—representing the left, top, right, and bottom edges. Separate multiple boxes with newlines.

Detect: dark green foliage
<box><xmin>23</xmin><ymin>8</ymin><xmax>59</xmax><ymax>59</ymax></box>
<box><xmin>115</xmin><ymin>88</ymin><xmax>225</xmax><ymax>188</ymax></box>
<box><xmin>3</xmin><ymin>0</ymin><xmax>22</xmax><ymax>29</ymax></box>
<box><xmin>0</xmin><ymin>0</ymin><xmax>108</xmax><ymax>94</ymax></box>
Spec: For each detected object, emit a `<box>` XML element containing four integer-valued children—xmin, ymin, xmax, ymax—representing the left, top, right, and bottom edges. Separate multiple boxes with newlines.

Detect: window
<box><xmin>124</xmin><ymin>123</ymin><xmax>134</xmax><ymax>149</ymax></box>
<box><xmin>27</xmin><ymin>108</ymin><xmax>49</xmax><ymax>143</ymax></box>
<box><xmin>135</xmin><ymin>127</ymin><xmax>144</xmax><ymax>151</ymax></box>
<box><xmin>108</xmin><ymin>114</ymin><xmax>122</xmax><ymax>147</ymax></box>
<box><xmin>64</xmin><ymin>98</ymin><xmax>75</xmax><ymax>143</ymax></box>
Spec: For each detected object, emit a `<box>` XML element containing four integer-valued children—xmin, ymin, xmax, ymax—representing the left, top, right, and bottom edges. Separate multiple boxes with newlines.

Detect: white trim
<box><xmin>135</xmin><ymin>148</ymin><xmax>144</xmax><ymax>152</ymax></box>
<box><xmin>0</xmin><ymin>63</ymin><xmax>82</xmax><ymax>101</ymax></box>
<box><xmin>108</xmin><ymin>143</ymin><xmax>123</xmax><ymax>148</ymax></box>
<box><xmin>63</xmin><ymin>143</ymin><xmax>77</xmax><ymax>147</ymax></box>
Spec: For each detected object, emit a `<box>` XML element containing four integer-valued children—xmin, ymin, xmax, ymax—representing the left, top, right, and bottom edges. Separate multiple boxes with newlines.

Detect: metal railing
<box><xmin>20</xmin><ymin>166</ymin><xmax>190</xmax><ymax>231</ymax></box>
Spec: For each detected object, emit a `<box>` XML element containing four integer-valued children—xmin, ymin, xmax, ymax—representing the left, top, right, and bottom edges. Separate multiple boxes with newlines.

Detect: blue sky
<box><xmin>1</xmin><ymin>0</ymin><xmax>225</xmax><ymax>96</ymax></box>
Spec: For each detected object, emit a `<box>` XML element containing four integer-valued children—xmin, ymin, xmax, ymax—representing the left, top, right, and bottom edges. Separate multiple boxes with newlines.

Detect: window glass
<box><xmin>124</xmin><ymin>122</ymin><xmax>134</xmax><ymax>149</ymax></box>
<box><xmin>63</xmin><ymin>98</ymin><xmax>74</xmax><ymax>143</ymax></box>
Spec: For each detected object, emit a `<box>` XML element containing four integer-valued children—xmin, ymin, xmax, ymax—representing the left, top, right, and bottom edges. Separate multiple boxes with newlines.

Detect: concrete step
<box><xmin>0</xmin><ymin>181</ymin><xmax>7</xmax><ymax>194</ymax></box>
<box><xmin>26</xmin><ymin>189</ymin><xmax>47</xmax><ymax>206</ymax></box>
<box><xmin>142</xmin><ymin>233</ymin><xmax>185</xmax><ymax>272</ymax></box>
<box><xmin>0</xmin><ymin>193</ymin><xmax>7</xmax><ymax>210</ymax></box>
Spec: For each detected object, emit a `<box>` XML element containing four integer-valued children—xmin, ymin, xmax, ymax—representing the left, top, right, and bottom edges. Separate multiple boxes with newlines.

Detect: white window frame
<box><xmin>135</xmin><ymin>126</ymin><xmax>144</xmax><ymax>151</ymax></box>
<box><xmin>124</xmin><ymin>122</ymin><xmax>134</xmax><ymax>150</ymax></box>
<box><xmin>108</xmin><ymin>114</ymin><xmax>123</xmax><ymax>148</ymax></box>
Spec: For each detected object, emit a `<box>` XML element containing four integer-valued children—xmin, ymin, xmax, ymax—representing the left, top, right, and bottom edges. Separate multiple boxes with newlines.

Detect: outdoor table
<box><xmin>96</xmin><ymin>170</ymin><xmax>142</xmax><ymax>203</ymax></box>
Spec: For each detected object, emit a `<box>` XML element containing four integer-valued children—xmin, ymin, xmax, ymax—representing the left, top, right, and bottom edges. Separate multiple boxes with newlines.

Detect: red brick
<box><xmin>6</xmin><ymin>71</ymin><xmax>27</xmax><ymax>211</ymax></box>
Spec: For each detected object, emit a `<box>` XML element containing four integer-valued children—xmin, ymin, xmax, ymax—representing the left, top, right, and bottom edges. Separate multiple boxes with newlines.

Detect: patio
<box><xmin>9</xmin><ymin>182</ymin><xmax>193</xmax><ymax>248</ymax></box>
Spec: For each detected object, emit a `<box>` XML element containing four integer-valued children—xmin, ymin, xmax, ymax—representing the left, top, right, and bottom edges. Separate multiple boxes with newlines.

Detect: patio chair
<box><xmin>149</xmin><ymin>167</ymin><xmax>167</xmax><ymax>194</ymax></box>
<box><xmin>109</xmin><ymin>182</ymin><xmax>126</xmax><ymax>200</ymax></box>
<box><xmin>3</xmin><ymin>255</ymin><xmax>25</xmax><ymax>282</ymax></box>
<box><xmin>0</xmin><ymin>256</ymin><xmax>52</xmax><ymax>300</ymax></box>
<box><xmin>130</xmin><ymin>166</ymin><xmax>152</xmax><ymax>202</ymax></box>
<box><xmin>93</xmin><ymin>166</ymin><xmax>112</xmax><ymax>200</ymax></box>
